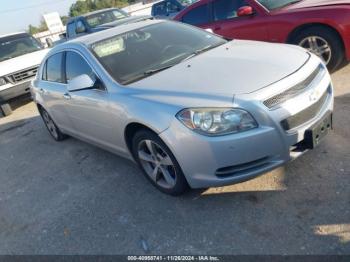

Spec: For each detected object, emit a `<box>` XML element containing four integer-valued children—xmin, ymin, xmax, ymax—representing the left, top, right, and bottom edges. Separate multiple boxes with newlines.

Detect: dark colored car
<box><xmin>174</xmin><ymin>0</ymin><xmax>350</xmax><ymax>71</ymax></box>
<box><xmin>151</xmin><ymin>0</ymin><xmax>197</xmax><ymax>19</ymax></box>
<box><xmin>66</xmin><ymin>8</ymin><xmax>152</xmax><ymax>39</ymax></box>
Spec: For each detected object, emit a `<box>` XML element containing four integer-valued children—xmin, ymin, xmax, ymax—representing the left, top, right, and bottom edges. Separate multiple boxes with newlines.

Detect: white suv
<box><xmin>0</xmin><ymin>32</ymin><xmax>49</xmax><ymax>111</ymax></box>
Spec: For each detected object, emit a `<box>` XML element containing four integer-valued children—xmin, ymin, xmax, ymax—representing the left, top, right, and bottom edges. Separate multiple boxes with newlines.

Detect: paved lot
<box><xmin>0</xmin><ymin>65</ymin><xmax>349</xmax><ymax>255</ymax></box>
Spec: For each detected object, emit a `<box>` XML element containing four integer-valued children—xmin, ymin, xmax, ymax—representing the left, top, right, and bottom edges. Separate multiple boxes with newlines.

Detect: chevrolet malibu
<box><xmin>31</xmin><ymin>20</ymin><xmax>334</xmax><ymax>195</ymax></box>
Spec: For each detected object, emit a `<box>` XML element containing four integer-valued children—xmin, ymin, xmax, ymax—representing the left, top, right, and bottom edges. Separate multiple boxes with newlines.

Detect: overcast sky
<box><xmin>0</xmin><ymin>0</ymin><xmax>77</xmax><ymax>35</ymax></box>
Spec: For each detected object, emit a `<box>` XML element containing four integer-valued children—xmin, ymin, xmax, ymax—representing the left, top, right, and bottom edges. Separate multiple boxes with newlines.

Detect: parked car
<box><xmin>174</xmin><ymin>0</ymin><xmax>350</xmax><ymax>71</ymax></box>
<box><xmin>151</xmin><ymin>0</ymin><xmax>197</xmax><ymax>19</ymax></box>
<box><xmin>0</xmin><ymin>32</ymin><xmax>49</xmax><ymax>114</ymax></box>
<box><xmin>32</xmin><ymin>20</ymin><xmax>333</xmax><ymax>195</ymax></box>
<box><xmin>66</xmin><ymin>8</ymin><xmax>152</xmax><ymax>39</ymax></box>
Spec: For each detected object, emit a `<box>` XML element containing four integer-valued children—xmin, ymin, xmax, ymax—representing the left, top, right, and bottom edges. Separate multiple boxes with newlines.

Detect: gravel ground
<box><xmin>0</xmin><ymin>64</ymin><xmax>349</xmax><ymax>255</ymax></box>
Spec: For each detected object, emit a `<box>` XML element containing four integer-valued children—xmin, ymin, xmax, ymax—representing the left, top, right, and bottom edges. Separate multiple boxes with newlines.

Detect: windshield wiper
<box><xmin>182</xmin><ymin>43</ymin><xmax>225</xmax><ymax>62</ymax></box>
<box><xmin>143</xmin><ymin>64</ymin><xmax>175</xmax><ymax>75</ymax></box>
<box><xmin>122</xmin><ymin>64</ymin><xmax>176</xmax><ymax>85</ymax></box>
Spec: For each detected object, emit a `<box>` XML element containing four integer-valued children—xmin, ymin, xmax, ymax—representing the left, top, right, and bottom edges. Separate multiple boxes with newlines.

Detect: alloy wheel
<box><xmin>137</xmin><ymin>139</ymin><xmax>177</xmax><ymax>189</ymax></box>
<box><xmin>42</xmin><ymin>110</ymin><xmax>58</xmax><ymax>139</ymax></box>
<box><xmin>299</xmin><ymin>36</ymin><xmax>332</xmax><ymax>65</ymax></box>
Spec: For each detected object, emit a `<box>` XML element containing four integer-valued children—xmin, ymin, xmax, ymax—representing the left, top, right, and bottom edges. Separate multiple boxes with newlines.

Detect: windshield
<box><xmin>86</xmin><ymin>9</ymin><xmax>128</xmax><ymax>28</ymax></box>
<box><xmin>91</xmin><ymin>22</ymin><xmax>227</xmax><ymax>85</ymax></box>
<box><xmin>0</xmin><ymin>34</ymin><xmax>43</xmax><ymax>62</ymax></box>
<box><xmin>257</xmin><ymin>0</ymin><xmax>302</xmax><ymax>10</ymax></box>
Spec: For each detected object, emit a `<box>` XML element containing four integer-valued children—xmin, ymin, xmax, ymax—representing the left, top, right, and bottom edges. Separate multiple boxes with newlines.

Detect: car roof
<box><xmin>66</xmin><ymin>19</ymin><xmax>164</xmax><ymax>47</ymax></box>
<box><xmin>82</xmin><ymin>7</ymin><xmax>121</xmax><ymax>17</ymax></box>
<box><xmin>0</xmin><ymin>31</ymin><xmax>28</xmax><ymax>38</ymax></box>
<box><xmin>67</xmin><ymin>7</ymin><xmax>123</xmax><ymax>23</ymax></box>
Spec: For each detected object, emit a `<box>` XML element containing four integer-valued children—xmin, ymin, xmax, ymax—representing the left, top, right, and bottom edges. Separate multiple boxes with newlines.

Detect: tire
<box><xmin>132</xmin><ymin>129</ymin><xmax>189</xmax><ymax>195</ymax></box>
<box><xmin>39</xmin><ymin>107</ymin><xmax>68</xmax><ymax>141</ymax></box>
<box><xmin>0</xmin><ymin>103</ymin><xmax>12</xmax><ymax>117</ymax></box>
<box><xmin>291</xmin><ymin>26</ymin><xmax>344</xmax><ymax>72</ymax></box>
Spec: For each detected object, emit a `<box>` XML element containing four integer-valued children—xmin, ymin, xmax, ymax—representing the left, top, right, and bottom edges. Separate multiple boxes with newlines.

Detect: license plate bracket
<box><xmin>304</xmin><ymin>112</ymin><xmax>332</xmax><ymax>149</ymax></box>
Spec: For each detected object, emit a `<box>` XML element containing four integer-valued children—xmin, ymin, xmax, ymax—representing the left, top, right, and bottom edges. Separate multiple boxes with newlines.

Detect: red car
<box><xmin>174</xmin><ymin>0</ymin><xmax>350</xmax><ymax>71</ymax></box>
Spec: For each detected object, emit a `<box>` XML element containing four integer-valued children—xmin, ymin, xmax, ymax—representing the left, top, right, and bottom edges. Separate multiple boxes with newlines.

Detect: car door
<box><xmin>38</xmin><ymin>52</ymin><xmax>73</xmax><ymax>131</ymax></box>
<box><xmin>63</xmin><ymin>50</ymin><xmax>116</xmax><ymax>149</ymax></box>
<box><xmin>209</xmin><ymin>0</ymin><xmax>269</xmax><ymax>41</ymax></box>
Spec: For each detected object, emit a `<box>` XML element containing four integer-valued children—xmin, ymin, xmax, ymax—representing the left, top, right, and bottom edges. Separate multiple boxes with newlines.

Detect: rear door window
<box><xmin>46</xmin><ymin>52</ymin><xmax>64</xmax><ymax>83</ymax></box>
<box><xmin>182</xmin><ymin>4</ymin><xmax>209</xmax><ymax>25</ymax></box>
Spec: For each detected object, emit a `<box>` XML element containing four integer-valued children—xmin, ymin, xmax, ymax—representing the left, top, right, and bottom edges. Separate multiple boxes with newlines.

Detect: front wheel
<box><xmin>291</xmin><ymin>26</ymin><xmax>344</xmax><ymax>72</ymax></box>
<box><xmin>39</xmin><ymin>107</ymin><xmax>67</xmax><ymax>141</ymax></box>
<box><xmin>132</xmin><ymin>130</ymin><xmax>189</xmax><ymax>195</ymax></box>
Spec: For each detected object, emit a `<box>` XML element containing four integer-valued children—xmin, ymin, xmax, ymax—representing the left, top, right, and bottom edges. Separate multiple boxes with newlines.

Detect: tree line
<box><xmin>28</xmin><ymin>0</ymin><xmax>133</xmax><ymax>35</ymax></box>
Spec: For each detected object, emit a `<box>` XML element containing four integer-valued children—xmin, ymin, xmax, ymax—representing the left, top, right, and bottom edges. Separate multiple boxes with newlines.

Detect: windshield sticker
<box><xmin>92</xmin><ymin>37</ymin><xmax>125</xmax><ymax>57</ymax></box>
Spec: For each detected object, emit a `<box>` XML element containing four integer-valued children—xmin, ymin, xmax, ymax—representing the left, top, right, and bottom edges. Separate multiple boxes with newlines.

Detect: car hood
<box><xmin>283</xmin><ymin>0</ymin><xmax>350</xmax><ymax>10</ymax></box>
<box><xmin>0</xmin><ymin>49</ymin><xmax>49</xmax><ymax>77</ymax></box>
<box><xmin>96</xmin><ymin>15</ymin><xmax>152</xmax><ymax>29</ymax></box>
<box><xmin>128</xmin><ymin>40</ymin><xmax>310</xmax><ymax>96</ymax></box>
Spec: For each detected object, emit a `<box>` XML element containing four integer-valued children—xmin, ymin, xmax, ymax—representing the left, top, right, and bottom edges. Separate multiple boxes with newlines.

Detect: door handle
<box><xmin>63</xmin><ymin>93</ymin><xmax>71</xmax><ymax>100</ymax></box>
<box><xmin>39</xmin><ymin>88</ymin><xmax>46</xmax><ymax>94</ymax></box>
<box><xmin>214</xmin><ymin>26</ymin><xmax>221</xmax><ymax>31</ymax></box>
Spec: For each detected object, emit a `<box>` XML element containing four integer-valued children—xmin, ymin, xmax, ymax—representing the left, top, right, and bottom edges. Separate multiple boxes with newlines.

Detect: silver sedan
<box><xmin>31</xmin><ymin>20</ymin><xmax>334</xmax><ymax>195</ymax></box>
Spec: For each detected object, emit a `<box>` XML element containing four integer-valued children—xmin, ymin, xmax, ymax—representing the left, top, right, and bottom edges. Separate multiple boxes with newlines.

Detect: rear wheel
<box><xmin>39</xmin><ymin>107</ymin><xmax>67</xmax><ymax>141</ymax></box>
<box><xmin>291</xmin><ymin>26</ymin><xmax>344</xmax><ymax>72</ymax></box>
<box><xmin>132</xmin><ymin>129</ymin><xmax>189</xmax><ymax>195</ymax></box>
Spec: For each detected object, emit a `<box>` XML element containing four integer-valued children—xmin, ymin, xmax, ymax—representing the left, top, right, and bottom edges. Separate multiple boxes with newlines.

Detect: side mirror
<box><xmin>237</xmin><ymin>6</ymin><xmax>254</xmax><ymax>17</ymax></box>
<box><xmin>67</xmin><ymin>74</ymin><xmax>95</xmax><ymax>92</ymax></box>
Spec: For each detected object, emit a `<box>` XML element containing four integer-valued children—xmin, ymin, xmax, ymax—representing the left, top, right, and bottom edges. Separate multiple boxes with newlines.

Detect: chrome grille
<box><xmin>281</xmin><ymin>87</ymin><xmax>330</xmax><ymax>131</ymax></box>
<box><xmin>263</xmin><ymin>64</ymin><xmax>325</xmax><ymax>109</ymax></box>
<box><xmin>7</xmin><ymin>66</ymin><xmax>39</xmax><ymax>84</ymax></box>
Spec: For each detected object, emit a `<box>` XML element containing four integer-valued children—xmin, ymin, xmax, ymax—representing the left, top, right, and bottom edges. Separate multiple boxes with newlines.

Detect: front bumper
<box><xmin>160</xmin><ymin>60</ymin><xmax>334</xmax><ymax>189</ymax></box>
<box><xmin>0</xmin><ymin>81</ymin><xmax>32</xmax><ymax>103</ymax></box>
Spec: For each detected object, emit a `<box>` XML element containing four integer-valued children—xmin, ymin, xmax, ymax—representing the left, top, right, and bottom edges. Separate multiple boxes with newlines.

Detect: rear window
<box><xmin>85</xmin><ymin>9</ymin><xmax>128</xmax><ymax>28</ymax></box>
<box><xmin>182</xmin><ymin>4</ymin><xmax>209</xmax><ymax>25</ymax></box>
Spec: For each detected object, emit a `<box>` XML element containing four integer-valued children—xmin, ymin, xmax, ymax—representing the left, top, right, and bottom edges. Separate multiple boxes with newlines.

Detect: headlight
<box><xmin>0</xmin><ymin>77</ymin><xmax>6</xmax><ymax>86</ymax></box>
<box><xmin>176</xmin><ymin>108</ymin><xmax>258</xmax><ymax>136</ymax></box>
